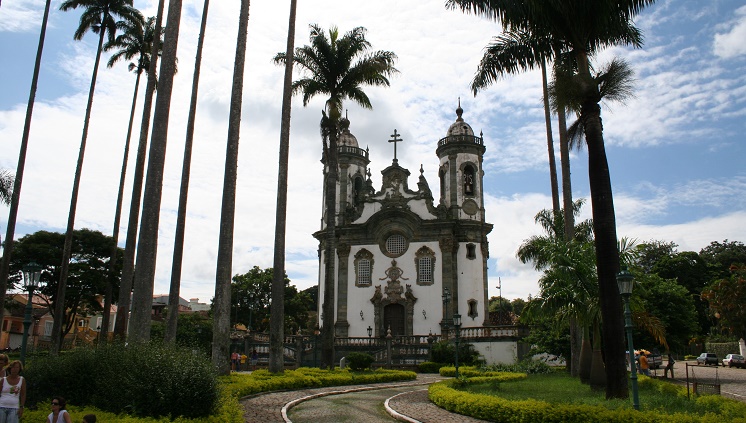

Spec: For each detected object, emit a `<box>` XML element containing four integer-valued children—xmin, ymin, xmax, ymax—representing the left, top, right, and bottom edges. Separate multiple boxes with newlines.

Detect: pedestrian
<box><xmin>47</xmin><ymin>396</ymin><xmax>71</xmax><ymax>423</ymax></box>
<box><xmin>665</xmin><ymin>353</ymin><xmax>675</xmax><ymax>378</ymax></box>
<box><xmin>231</xmin><ymin>351</ymin><xmax>239</xmax><ymax>371</ymax></box>
<box><xmin>240</xmin><ymin>352</ymin><xmax>247</xmax><ymax>371</ymax></box>
<box><xmin>83</xmin><ymin>414</ymin><xmax>96</xmax><ymax>423</ymax></box>
<box><xmin>251</xmin><ymin>349</ymin><xmax>258</xmax><ymax>371</ymax></box>
<box><xmin>0</xmin><ymin>360</ymin><xmax>26</xmax><ymax>423</ymax></box>
<box><xmin>639</xmin><ymin>353</ymin><xmax>650</xmax><ymax>376</ymax></box>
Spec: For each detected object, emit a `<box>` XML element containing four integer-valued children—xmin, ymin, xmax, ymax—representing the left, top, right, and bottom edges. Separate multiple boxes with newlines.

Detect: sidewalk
<box><xmin>240</xmin><ymin>374</ymin><xmax>487</xmax><ymax>423</ymax></box>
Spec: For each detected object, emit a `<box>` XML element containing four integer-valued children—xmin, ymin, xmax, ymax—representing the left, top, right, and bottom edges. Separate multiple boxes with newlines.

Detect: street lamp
<box><xmin>617</xmin><ymin>265</ymin><xmax>639</xmax><ymax>410</ymax></box>
<box><xmin>21</xmin><ymin>262</ymin><xmax>43</xmax><ymax>365</ymax></box>
<box><xmin>442</xmin><ymin>287</ymin><xmax>451</xmax><ymax>335</ymax></box>
<box><xmin>367</xmin><ymin>325</ymin><xmax>373</xmax><ymax>358</ymax></box>
<box><xmin>453</xmin><ymin>313</ymin><xmax>461</xmax><ymax>379</ymax></box>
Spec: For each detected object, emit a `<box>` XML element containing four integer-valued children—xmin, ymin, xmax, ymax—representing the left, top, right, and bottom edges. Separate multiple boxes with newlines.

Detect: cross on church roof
<box><xmin>388</xmin><ymin>129</ymin><xmax>403</xmax><ymax>163</ymax></box>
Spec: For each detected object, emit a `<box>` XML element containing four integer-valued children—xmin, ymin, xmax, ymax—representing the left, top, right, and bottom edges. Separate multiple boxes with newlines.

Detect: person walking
<box><xmin>47</xmin><ymin>396</ymin><xmax>71</xmax><ymax>423</ymax></box>
<box><xmin>665</xmin><ymin>353</ymin><xmax>675</xmax><ymax>378</ymax></box>
<box><xmin>251</xmin><ymin>349</ymin><xmax>258</xmax><ymax>371</ymax></box>
<box><xmin>639</xmin><ymin>353</ymin><xmax>650</xmax><ymax>376</ymax></box>
<box><xmin>0</xmin><ymin>360</ymin><xmax>26</xmax><ymax>423</ymax></box>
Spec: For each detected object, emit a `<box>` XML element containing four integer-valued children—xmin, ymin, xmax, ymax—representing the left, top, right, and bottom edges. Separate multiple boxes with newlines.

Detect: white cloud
<box><xmin>714</xmin><ymin>5</ymin><xmax>746</xmax><ymax>59</ymax></box>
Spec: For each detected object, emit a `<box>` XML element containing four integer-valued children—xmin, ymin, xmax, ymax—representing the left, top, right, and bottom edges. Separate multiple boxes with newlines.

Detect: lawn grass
<box><xmin>461</xmin><ymin>372</ymin><xmax>725</xmax><ymax>416</ymax></box>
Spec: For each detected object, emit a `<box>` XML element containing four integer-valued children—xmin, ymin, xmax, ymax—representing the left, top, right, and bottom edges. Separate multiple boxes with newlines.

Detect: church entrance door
<box><xmin>383</xmin><ymin>303</ymin><xmax>405</xmax><ymax>336</ymax></box>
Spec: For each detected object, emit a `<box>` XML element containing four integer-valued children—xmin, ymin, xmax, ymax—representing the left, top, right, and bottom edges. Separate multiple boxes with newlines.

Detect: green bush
<box><xmin>24</xmin><ymin>342</ymin><xmax>219</xmax><ymax>419</ymax></box>
<box><xmin>431</xmin><ymin>340</ymin><xmax>480</xmax><ymax>365</ymax></box>
<box><xmin>346</xmin><ymin>352</ymin><xmax>374</xmax><ymax>370</ymax></box>
<box><xmin>486</xmin><ymin>358</ymin><xmax>553</xmax><ymax>375</ymax></box>
<box><xmin>418</xmin><ymin>361</ymin><xmax>447</xmax><ymax>373</ymax></box>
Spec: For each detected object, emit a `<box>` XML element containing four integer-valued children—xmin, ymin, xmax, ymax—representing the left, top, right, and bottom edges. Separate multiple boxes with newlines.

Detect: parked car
<box><xmin>696</xmin><ymin>352</ymin><xmax>719</xmax><ymax>366</ymax></box>
<box><xmin>723</xmin><ymin>354</ymin><xmax>746</xmax><ymax>368</ymax></box>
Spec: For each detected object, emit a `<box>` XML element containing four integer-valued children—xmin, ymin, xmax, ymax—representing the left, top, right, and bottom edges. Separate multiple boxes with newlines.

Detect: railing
<box><xmin>437</xmin><ymin>134</ymin><xmax>483</xmax><ymax>148</ymax></box>
<box><xmin>338</xmin><ymin>145</ymin><xmax>369</xmax><ymax>159</ymax></box>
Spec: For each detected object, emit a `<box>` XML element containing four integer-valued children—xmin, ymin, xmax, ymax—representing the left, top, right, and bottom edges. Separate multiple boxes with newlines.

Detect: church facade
<box><xmin>315</xmin><ymin>104</ymin><xmax>493</xmax><ymax>338</ymax></box>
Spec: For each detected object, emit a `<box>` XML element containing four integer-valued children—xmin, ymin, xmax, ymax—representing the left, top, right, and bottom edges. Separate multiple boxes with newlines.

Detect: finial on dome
<box><xmin>420</xmin><ymin>164</ymin><xmax>424</xmax><ymax>175</ymax></box>
<box><xmin>456</xmin><ymin>97</ymin><xmax>463</xmax><ymax>121</ymax></box>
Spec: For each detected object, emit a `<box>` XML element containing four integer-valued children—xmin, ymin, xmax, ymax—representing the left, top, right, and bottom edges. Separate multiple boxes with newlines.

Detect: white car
<box><xmin>723</xmin><ymin>354</ymin><xmax>746</xmax><ymax>368</ymax></box>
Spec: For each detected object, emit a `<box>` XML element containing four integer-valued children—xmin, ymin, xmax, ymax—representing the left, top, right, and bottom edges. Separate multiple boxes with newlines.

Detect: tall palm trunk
<box><xmin>166</xmin><ymin>0</ymin><xmax>210</xmax><ymax>343</ymax></box>
<box><xmin>115</xmin><ymin>0</ymin><xmax>165</xmax><ymax>340</ymax></box>
<box><xmin>321</xmin><ymin>120</ymin><xmax>338</xmax><ymax>370</ymax></box>
<box><xmin>129</xmin><ymin>0</ymin><xmax>182</xmax><ymax>343</ymax></box>
<box><xmin>541</xmin><ymin>59</ymin><xmax>559</xmax><ymax>215</ymax></box>
<box><xmin>101</xmin><ymin>69</ymin><xmax>143</xmax><ymax>343</ymax></box>
<box><xmin>51</xmin><ymin>18</ymin><xmax>108</xmax><ymax>355</ymax></box>
<box><xmin>577</xmin><ymin>50</ymin><xmax>626</xmax><ymax>398</ymax></box>
<box><xmin>212</xmin><ymin>0</ymin><xmax>250</xmax><ymax>374</ymax></box>
<box><xmin>0</xmin><ymin>0</ymin><xmax>51</xmax><ymax>330</ymax></box>
<box><xmin>269</xmin><ymin>0</ymin><xmax>296</xmax><ymax>374</ymax></box>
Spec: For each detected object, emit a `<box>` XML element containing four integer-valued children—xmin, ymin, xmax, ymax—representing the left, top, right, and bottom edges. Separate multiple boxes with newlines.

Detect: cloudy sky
<box><xmin>1</xmin><ymin>0</ymin><xmax>745</xmax><ymax>305</ymax></box>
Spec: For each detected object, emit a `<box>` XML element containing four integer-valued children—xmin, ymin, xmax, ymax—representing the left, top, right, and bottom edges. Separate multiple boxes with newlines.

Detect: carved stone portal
<box><xmin>370</xmin><ymin>260</ymin><xmax>418</xmax><ymax>336</ymax></box>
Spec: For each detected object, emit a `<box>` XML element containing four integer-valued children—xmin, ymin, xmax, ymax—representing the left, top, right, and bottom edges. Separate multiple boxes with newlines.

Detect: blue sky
<box><xmin>1</xmin><ymin>0</ymin><xmax>745</xmax><ymax>304</ymax></box>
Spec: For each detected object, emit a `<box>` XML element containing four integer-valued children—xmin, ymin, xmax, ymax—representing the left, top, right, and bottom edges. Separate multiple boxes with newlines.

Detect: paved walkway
<box><xmin>241</xmin><ymin>362</ymin><xmax>746</xmax><ymax>423</ymax></box>
<box><xmin>240</xmin><ymin>374</ymin><xmax>487</xmax><ymax>423</ymax></box>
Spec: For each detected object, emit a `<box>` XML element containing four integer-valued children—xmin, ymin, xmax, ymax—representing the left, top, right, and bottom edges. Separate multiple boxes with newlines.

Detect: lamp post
<box><xmin>453</xmin><ymin>313</ymin><xmax>461</xmax><ymax>379</ymax></box>
<box><xmin>21</xmin><ymin>262</ymin><xmax>43</xmax><ymax>365</ymax></box>
<box><xmin>617</xmin><ymin>265</ymin><xmax>639</xmax><ymax>410</ymax></box>
<box><xmin>367</xmin><ymin>325</ymin><xmax>373</xmax><ymax>358</ymax></box>
<box><xmin>313</xmin><ymin>327</ymin><xmax>320</xmax><ymax>368</ymax></box>
<box><xmin>442</xmin><ymin>287</ymin><xmax>451</xmax><ymax>337</ymax></box>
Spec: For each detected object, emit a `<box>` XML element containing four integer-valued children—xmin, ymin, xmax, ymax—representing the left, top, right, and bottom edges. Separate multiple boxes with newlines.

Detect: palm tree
<box><xmin>166</xmin><ymin>0</ymin><xmax>209</xmax><ymax>344</ymax></box>
<box><xmin>268</xmin><ymin>0</ymin><xmax>297</xmax><ymax>374</ymax></box>
<box><xmin>0</xmin><ymin>170</ymin><xmax>12</xmax><ymax>205</ymax></box>
<box><xmin>128</xmin><ymin>0</ymin><xmax>181</xmax><ymax>343</ymax></box>
<box><xmin>274</xmin><ymin>24</ymin><xmax>398</xmax><ymax>369</ymax></box>
<box><xmin>54</xmin><ymin>0</ymin><xmax>143</xmax><ymax>354</ymax></box>
<box><xmin>113</xmin><ymin>0</ymin><xmax>165</xmax><ymax>340</ymax></box>
<box><xmin>0</xmin><ymin>0</ymin><xmax>51</xmax><ymax>339</ymax></box>
<box><xmin>99</xmin><ymin>15</ymin><xmax>162</xmax><ymax>343</ymax></box>
<box><xmin>447</xmin><ymin>0</ymin><xmax>656</xmax><ymax>399</ymax></box>
<box><xmin>211</xmin><ymin>0</ymin><xmax>250</xmax><ymax>374</ymax></box>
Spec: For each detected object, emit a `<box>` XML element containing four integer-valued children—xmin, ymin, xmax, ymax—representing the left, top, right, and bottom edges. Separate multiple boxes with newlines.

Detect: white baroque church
<box><xmin>315</xmin><ymin>104</ymin><xmax>493</xmax><ymax>339</ymax></box>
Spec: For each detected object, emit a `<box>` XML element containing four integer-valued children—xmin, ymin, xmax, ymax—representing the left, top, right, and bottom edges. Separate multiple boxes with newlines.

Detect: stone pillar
<box><xmin>335</xmin><ymin>243</ymin><xmax>351</xmax><ymax>337</ymax></box>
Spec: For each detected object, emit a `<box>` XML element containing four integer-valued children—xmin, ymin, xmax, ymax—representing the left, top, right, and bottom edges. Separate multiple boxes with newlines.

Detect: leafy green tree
<box><xmin>5</xmin><ymin>229</ymin><xmax>122</xmax><ymax>338</ymax></box>
<box><xmin>703</xmin><ymin>265</ymin><xmax>746</xmax><ymax>340</ymax></box>
<box><xmin>274</xmin><ymin>24</ymin><xmax>397</xmax><ymax>369</ymax></box>
<box><xmin>151</xmin><ymin>312</ymin><xmax>212</xmax><ymax>354</ymax></box>
<box><xmin>632</xmin><ymin>273</ymin><xmax>699</xmax><ymax>353</ymax></box>
<box><xmin>653</xmin><ymin>250</ymin><xmax>711</xmax><ymax>334</ymax></box>
<box><xmin>448</xmin><ymin>0</ymin><xmax>657</xmax><ymax>399</ymax></box>
<box><xmin>226</xmin><ymin>266</ymin><xmax>310</xmax><ymax>334</ymax></box>
<box><xmin>700</xmin><ymin>240</ymin><xmax>746</xmax><ymax>280</ymax></box>
<box><xmin>55</xmin><ymin>0</ymin><xmax>143</xmax><ymax>355</ymax></box>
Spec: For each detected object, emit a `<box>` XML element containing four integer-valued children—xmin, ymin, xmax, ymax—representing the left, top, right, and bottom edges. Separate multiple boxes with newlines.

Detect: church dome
<box><xmin>338</xmin><ymin>117</ymin><xmax>359</xmax><ymax>147</ymax></box>
<box><xmin>446</xmin><ymin>103</ymin><xmax>474</xmax><ymax>137</ymax></box>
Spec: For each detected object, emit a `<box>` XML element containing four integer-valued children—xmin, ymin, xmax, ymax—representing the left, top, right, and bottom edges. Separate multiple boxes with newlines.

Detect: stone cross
<box><xmin>388</xmin><ymin>129</ymin><xmax>403</xmax><ymax>162</ymax></box>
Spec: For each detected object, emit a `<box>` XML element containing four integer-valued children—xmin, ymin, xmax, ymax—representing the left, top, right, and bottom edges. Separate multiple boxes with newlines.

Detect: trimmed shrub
<box><xmin>346</xmin><ymin>352</ymin><xmax>374</xmax><ymax>370</ymax></box>
<box><xmin>418</xmin><ymin>361</ymin><xmax>447</xmax><ymax>373</ymax></box>
<box><xmin>24</xmin><ymin>342</ymin><xmax>218</xmax><ymax>419</ymax></box>
<box><xmin>431</xmin><ymin>340</ymin><xmax>480</xmax><ymax>365</ymax></box>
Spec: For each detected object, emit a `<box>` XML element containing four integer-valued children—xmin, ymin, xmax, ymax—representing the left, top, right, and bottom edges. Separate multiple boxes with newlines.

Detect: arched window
<box><xmin>415</xmin><ymin>246</ymin><xmax>436</xmax><ymax>285</ymax></box>
<box><xmin>466</xmin><ymin>243</ymin><xmax>476</xmax><ymax>260</ymax></box>
<box><xmin>354</xmin><ymin>249</ymin><xmax>374</xmax><ymax>287</ymax></box>
<box><xmin>463</xmin><ymin>165</ymin><xmax>475</xmax><ymax>196</ymax></box>
<box><xmin>439</xmin><ymin>168</ymin><xmax>446</xmax><ymax>201</ymax></box>
<box><xmin>468</xmin><ymin>299</ymin><xmax>478</xmax><ymax>319</ymax></box>
<box><xmin>353</xmin><ymin>176</ymin><xmax>364</xmax><ymax>207</ymax></box>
